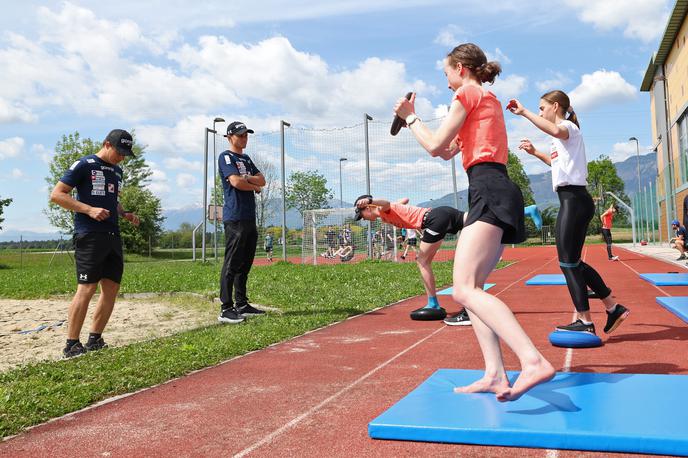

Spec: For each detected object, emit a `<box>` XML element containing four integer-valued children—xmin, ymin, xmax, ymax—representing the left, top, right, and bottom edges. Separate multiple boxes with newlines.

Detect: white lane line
<box><xmin>232</xmin><ymin>325</ymin><xmax>446</xmax><ymax>458</ymax></box>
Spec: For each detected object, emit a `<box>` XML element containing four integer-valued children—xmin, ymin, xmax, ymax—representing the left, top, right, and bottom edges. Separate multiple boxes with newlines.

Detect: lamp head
<box><xmin>214</xmin><ymin>117</ymin><xmax>225</xmax><ymax>124</ymax></box>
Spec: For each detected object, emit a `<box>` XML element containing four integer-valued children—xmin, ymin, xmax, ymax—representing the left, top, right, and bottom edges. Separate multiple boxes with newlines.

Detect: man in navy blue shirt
<box><xmin>217</xmin><ymin>121</ymin><xmax>266</xmax><ymax>323</ymax></box>
<box><xmin>50</xmin><ymin>129</ymin><xmax>140</xmax><ymax>358</ymax></box>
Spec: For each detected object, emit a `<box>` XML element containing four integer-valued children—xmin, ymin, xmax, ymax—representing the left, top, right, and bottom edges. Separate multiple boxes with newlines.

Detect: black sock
<box><xmin>87</xmin><ymin>333</ymin><xmax>101</xmax><ymax>344</ymax></box>
<box><xmin>66</xmin><ymin>339</ymin><xmax>79</xmax><ymax>347</ymax></box>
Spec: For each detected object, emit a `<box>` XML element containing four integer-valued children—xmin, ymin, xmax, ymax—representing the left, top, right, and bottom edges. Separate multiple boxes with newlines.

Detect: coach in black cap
<box><xmin>50</xmin><ymin>129</ymin><xmax>140</xmax><ymax>358</ymax></box>
<box><xmin>217</xmin><ymin>121</ymin><xmax>265</xmax><ymax>324</ymax></box>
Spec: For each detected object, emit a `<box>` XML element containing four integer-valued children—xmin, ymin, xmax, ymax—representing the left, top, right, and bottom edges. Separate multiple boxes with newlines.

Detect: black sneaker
<box><xmin>556</xmin><ymin>319</ymin><xmax>596</xmax><ymax>334</ymax></box>
<box><xmin>604</xmin><ymin>304</ymin><xmax>630</xmax><ymax>334</ymax></box>
<box><xmin>237</xmin><ymin>303</ymin><xmax>266</xmax><ymax>316</ymax></box>
<box><xmin>443</xmin><ymin>309</ymin><xmax>471</xmax><ymax>326</ymax></box>
<box><xmin>218</xmin><ymin>308</ymin><xmax>245</xmax><ymax>324</ymax></box>
<box><xmin>84</xmin><ymin>337</ymin><xmax>108</xmax><ymax>352</ymax></box>
<box><xmin>63</xmin><ymin>341</ymin><xmax>86</xmax><ymax>359</ymax></box>
<box><xmin>677</xmin><ymin>254</ymin><xmax>686</xmax><ymax>261</ymax></box>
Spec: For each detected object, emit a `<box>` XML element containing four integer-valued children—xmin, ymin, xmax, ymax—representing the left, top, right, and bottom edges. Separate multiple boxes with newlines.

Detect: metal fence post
<box><xmin>280</xmin><ymin>120</ymin><xmax>290</xmax><ymax>261</ymax></box>
<box><xmin>202</xmin><ymin>127</ymin><xmax>215</xmax><ymax>262</ymax></box>
<box><xmin>451</xmin><ymin>156</ymin><xmax>459</xmax><ymax>210</ymax></box>
<box><xmin>364</xmin><ymin>113</ymin><xmax>373</xmax><ymax>258</ymax></box>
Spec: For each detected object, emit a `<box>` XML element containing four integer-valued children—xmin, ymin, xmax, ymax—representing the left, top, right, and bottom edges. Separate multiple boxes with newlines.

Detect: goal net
<box><xmin>302</xmin><ymin>208</ymin><xmax>399</xmax><ymax>265</ymax></box>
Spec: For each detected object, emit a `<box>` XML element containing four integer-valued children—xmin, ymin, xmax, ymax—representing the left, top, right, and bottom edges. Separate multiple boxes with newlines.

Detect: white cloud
<box><xmin>32</xmin><ymin>144</ymin><xmax>53</xmax><ymax>164</ymax></box>
<box><xmin>0</xmin><ymin>99</ymin><xmax>37</xmax><ymax>124</ymax></box>
<box><xmin>166</xmin><ymin>157</ymin><xmax>203</xmax><ymax>172</ymax></box>
<box><xmin>565</xmin><ymin>0</ymin><xmax>670</xmax><ymax>43</ymax></box>
<box><xmin>146</xmin><ymin>163</ymin><xmax>171</xmax><ymax>195</ymax></box>
<box><xmin>434</xmin><ymin>25</ymin><xmax>467</xmax><ymax>47</ymax></box>
<box><xmin>535</xmin><ymin>72</ymin><xmax>572</xmax><ymax>93</ymax></box>
<box><xmin>0</xmin><ymin>137</ymin><xmax>24</xmax><ymax>159</ymax></box>
<box><xmin>176</xmin><ymin>173</ymin><xmax>197</xmax><ymax>188</ymax></box>
<box><xmin>608</xmin><ymin>141</ymin><xmax>652</xmax><ymax>162</ymax></box>
<box><xmin>11</xmin><ymin>168</ymin><xmax>23</xmax><ymax>178</ymax></box>
<box><xmin>485</xmin><ymin>48</ymin><xmax>511</xmax><ymax>65</ymax></box>
<box><xmin>489</xmin><ymin>74</ymin><xmax>527</xmax><ymax>100</ymax></box>
<box><xmin>569</xmin><ymin>70</ymin><xmax>637</xmax><ymax>112</ymax></box>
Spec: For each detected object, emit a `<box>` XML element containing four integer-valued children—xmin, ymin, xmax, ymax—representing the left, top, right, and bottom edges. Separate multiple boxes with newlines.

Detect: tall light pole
<box><xmin>339</xmin><ymin>157</ymin><xmax>347</xmax><ymax>207</ymax></box>
<box><xmin>212</xmin><ymin>117</ymin><xmax>225</xmax><ymax>260</ymax></box>
<box><xmin>629</xmin><ymin>137</ymin><xmax>641</xmax><ymax>197</ymax></box>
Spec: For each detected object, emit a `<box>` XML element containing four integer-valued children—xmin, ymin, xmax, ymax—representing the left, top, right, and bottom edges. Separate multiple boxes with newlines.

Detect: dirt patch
<box><xmin>0</xmin><ymin>295</ymin><xmax>212</xmax><ymax>372</ymax></box>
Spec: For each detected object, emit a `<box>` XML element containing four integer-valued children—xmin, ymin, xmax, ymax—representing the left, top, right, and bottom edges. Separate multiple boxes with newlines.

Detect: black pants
<box><xmin>556</xmin><ymin>186</ymin><xmax>612</xmax><ymax>312</ymax></box>
<box><xmin>601</xmin><ymin>228</ymin><xmax>613</xmax><ymax>258</ymax></box>
<box><xmin>220</xmin><ymin>220</ymin><xmax>258</xmax><ymax>310</ymax></box>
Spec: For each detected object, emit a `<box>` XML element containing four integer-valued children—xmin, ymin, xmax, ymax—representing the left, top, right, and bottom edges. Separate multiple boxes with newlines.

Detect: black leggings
<box><xmin>556</xmin><ymin>186</ymin><xmax>612</xmax><ymax>312</ymax></box>
<box><xmin>601</xmin><ymin>228</ymin><xmax>613</xmax><ymax>258</ymax></box>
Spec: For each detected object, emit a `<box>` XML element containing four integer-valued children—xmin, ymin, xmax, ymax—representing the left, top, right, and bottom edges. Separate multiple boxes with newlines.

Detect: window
<box><xmin>679</xmin><ymin>114</ymin><xmax>688</xmax><ymax>183</ymax></box>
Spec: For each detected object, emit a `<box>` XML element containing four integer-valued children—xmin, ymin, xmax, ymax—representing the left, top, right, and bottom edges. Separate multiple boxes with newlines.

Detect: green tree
<box><xmin>285</xmin><ymin>170</ymin><xmax>333</xmax><ymax>218</ymax></box>
<box><xmin>119</xmin><ymin>186</ymin><xmax>165</xmax><ymax>254</ymax></box>
<box><xmin>0</xmin><ymin>196</ymin><xmax>12</xmax><ymax>231</ymax></box>
<box><xmin>506</xmin><ymin>152</ymin><xmax>535</xmax><ymax>206</ymax></box>
<box><xmin>587</xmin><ymin>155</ymin><xmax>629</xmax><ymax>234</ymax></box>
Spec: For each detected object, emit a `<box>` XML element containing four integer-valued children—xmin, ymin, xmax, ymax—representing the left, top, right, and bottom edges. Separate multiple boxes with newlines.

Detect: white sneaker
<box><xmin>609</xmin><ymin>256</ymin><xmax>619</xmax><ymax>261</ymax></box>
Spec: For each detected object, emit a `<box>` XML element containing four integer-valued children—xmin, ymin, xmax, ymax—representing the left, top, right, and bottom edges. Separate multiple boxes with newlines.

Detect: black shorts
<box><xmin>74</xmin><ymin>232</ymin><xmax>124</xmax><ymax>284</ymax></box>
<box><xmin>406</xmin><ymin>237</ymin><xmax>417</xmax><ymax>246</ymax></box>
<box><xmin>421</xmin><ymin>206</ymin><xmax>464</xmax><ymax>243</ymax></box>
<box><xmin>264</xmin><ymin>245</ymin><xmax>273</xmax><ymax>252</ymax></box>
<box><xmin>464</xmin><ymin>163</ymin><xmax>526</xmax><ymax>244</ymax></box>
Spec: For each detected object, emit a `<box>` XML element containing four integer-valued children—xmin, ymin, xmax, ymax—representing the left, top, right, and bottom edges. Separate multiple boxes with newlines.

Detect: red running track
<box><xmin>2</xmin><ymin>245</ymin><xmax>687</xmax><ymax>458</ymax></box>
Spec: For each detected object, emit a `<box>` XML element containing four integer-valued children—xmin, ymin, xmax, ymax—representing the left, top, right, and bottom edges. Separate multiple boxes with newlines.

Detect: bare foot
<box><xmin>454</xmin><ymin>373</ymin><xmax>510</xmax><ymax>395</ymax></box>
<box><xmin>496</xmin><ymin>360</ymin><xmax>556</xmax><ymax>402</ymax></box>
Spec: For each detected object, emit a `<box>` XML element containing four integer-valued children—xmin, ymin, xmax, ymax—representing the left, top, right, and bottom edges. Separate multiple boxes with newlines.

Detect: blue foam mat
<box><xmin>656</xmin><ymin>296</ymin><xmax>688</xmax><ymax>323</ymax></box>
<box><xmin>438</xmin><ymin>284</ymin><xmax>494</xmax><ymax>295</ymax></box>
<box><xmin>369</xmin><ymin>369</ymin><xmax>688</xmax><ymax>456</ymax></box>
<box><xmin>640</xmin><ymin>273</ymin><xmax>688</xmax><ymax>286</ymax></box>
<box><xmin>525</xmin><ymin>274</ymin><xmax>566</xmax><ymax>285</ymax></box>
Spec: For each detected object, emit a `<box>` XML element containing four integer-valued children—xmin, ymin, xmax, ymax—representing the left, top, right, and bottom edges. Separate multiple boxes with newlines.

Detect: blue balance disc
<box><xmin>548</xmin><ymin>330</ymin><xmax>602</xmax><ymax>348</ymax></box>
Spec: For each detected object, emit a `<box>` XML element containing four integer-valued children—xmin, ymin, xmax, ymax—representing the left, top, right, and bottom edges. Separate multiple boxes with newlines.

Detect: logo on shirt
<box><xmin>79</xmin><ymin>273</ymin><xmax>88</xmax><ymax>281</ymax></box>
<box><xmin>237</xmin><ymin>161</ymin><xmax>248</xmax><ymax>175</ymax></box>
<box><xmin>108</xmin><ymin>183</ymin><xmax>115</xmax><ymax>193</ymax></box>
<box><xmin>86</xmin><ymin>159</ymin><xmax>95</xmax><ymax>163</ymax></box>
<box><xmin>550</xmin><ymin>146</ymin><xmax>559</xmax><ymax>160</ymax></box>
<box><xmin>224</xmin><ymin>155</ymin><xmax>231</xmax><ymax>165</ymax></box>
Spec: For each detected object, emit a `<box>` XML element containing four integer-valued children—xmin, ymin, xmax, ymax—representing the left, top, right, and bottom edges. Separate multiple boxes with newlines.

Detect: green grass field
<box><xmin>0</xmin><ymin>253</ymin><xmax>513</xmax><ymax>438</ymax></box>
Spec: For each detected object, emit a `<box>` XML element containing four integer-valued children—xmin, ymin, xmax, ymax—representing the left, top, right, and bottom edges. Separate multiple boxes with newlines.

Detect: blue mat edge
<box><xmin>640</xmin><ymin>273</ymin><xmax>688</xmax><ymax>286</ymax></box>
<box><xmin>368</xmin><ymin>423</ymin><xmax>686</xmax><ymax>456</ymax></box>
<box><xmin>438</xmin><ymin>283</ymin><xmax>495</xmax><ymax>295</ymax></box>
<box><xmin>368</xmin><ymin>369</ymin><xmax>688</xmax><ymax>456</ymax></box>
<box><xmin>525</xmin><ymin>274</ymin><xmax>566</xmax><ymax>285</ymax></box>
<box><xmin>656</xmin><ymin>296</ymin><xmax>688</xmax><ymax>323</ymax></box>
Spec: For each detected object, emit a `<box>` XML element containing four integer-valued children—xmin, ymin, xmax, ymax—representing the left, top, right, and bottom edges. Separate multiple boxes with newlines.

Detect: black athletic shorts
<box><xmin>74</xmin><ymin>232</ymin><xmax>124</xmax><ymax>284</ymax></box>
<box><xmin>421</xmin><ymin>206</ymin><xmax>464</xmax><ymax>243</ymax></box>
<box><xmin>464</xmin><ymin>163</ymin><xmax>526</xmax><ymax>244</ymax></box>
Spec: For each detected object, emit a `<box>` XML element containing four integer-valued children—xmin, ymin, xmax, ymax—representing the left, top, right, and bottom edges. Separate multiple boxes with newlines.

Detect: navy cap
<box><xmin>226</xmin><ymin>121</ymin><xmax>255</xmax><ymax>136</ymax></box>
<box><xmin>105</xmin><ymin>129</ymin><xmax>135</xmax><ymax>157</ymax></box>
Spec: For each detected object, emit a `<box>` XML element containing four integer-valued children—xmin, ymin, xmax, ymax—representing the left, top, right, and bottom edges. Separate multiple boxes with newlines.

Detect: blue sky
<box><xmin>0</xmin><ymin>0</ymin><xmax>671</xmax><ymax>234</ymax></box>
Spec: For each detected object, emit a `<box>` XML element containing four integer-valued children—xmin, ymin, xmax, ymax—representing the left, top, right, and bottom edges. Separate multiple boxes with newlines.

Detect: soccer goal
<box><xmin>302</xmin><ymin>208</ymin><xmax>399</xmax><ymax>265</ymax></box>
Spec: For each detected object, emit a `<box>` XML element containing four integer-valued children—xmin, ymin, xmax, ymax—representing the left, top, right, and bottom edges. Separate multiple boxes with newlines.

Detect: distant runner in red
<box><xmin>601</xmin><ymin>204</ymin><xmax>619</xmax><ymax>261</ymax></box>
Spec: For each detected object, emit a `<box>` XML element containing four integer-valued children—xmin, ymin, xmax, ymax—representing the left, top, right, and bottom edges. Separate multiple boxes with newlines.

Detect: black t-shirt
<box><xmin>60</xmin><ymin>155</ymin><xmax>123</xmax><ymax>235</ymax></box>
<box><xmin>218</xmin><ymin>150</ymin><xmax>261</xmax><ymax>222</ymax></box>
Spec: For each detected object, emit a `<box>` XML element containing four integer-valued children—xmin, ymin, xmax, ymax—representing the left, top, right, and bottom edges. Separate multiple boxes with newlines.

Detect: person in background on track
<box><xmin>600</xmin><ymin>204</ymin><xmax>620</xmax><ymax>261</ymax></box>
